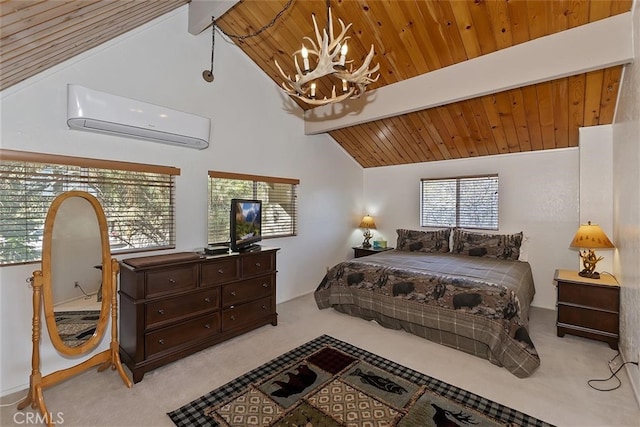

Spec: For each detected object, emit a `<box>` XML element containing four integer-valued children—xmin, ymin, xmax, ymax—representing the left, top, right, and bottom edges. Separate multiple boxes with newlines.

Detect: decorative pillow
<box><xmin>396</xmin><ymin>228</ymin><xmax>450</xmax><ymax>253</ymax></box>
<box><xmin>451</xmin><ymin>229</ymin><xmax>523</xmax><ymax>261</ymax></box>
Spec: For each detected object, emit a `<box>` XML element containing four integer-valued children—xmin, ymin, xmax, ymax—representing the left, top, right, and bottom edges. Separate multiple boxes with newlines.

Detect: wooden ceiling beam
<box><xmin>304</xmin><ymin>12</ymin><xmax>633</xmax><ymax>135</ymax></box>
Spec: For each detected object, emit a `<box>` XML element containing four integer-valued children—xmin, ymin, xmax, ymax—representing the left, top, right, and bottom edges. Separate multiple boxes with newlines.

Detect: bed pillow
<box><xmin>451</xmin><ymin>229</ymin><xmax>523</xmax><ymax>261</ymax></box>
<box><xmin>396</xmin><ymin>228</ymin><xmax>450</xmax><ymax>253</ymax></box>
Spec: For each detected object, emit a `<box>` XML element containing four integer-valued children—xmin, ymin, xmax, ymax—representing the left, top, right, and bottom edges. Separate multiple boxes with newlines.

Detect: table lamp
<box><xmin>359</xmin><ymin>215</ymin><xmax>376</xmax><ymax>248</ymax></box>
<box><xmin>569</xmin><ymin>221</ymin><xmax>615</xmax><ymax>279</ymax></box>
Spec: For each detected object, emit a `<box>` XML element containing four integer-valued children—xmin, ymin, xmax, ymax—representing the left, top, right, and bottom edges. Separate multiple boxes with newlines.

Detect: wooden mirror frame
<box><xmin>17</xmin><ymin>191</ymin><xmax>131</xmax><ymax>426</ymax></box>
<box><xmin>42</xmin><ymin>191</ymin><xmax>110</xmax><ymax>355</ymax></box>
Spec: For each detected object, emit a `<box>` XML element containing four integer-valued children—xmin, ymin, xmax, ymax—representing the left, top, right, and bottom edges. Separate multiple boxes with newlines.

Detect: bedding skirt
<box><xmin>314</xmin><ymin>250</ymin><xmax>540</xmax><ymax>378</ymax></box>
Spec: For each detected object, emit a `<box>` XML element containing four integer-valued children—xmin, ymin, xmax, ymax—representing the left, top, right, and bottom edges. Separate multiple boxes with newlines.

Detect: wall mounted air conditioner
<box><xmin>67</xmin><ymin>84</ymin><xmax>210</xmax><ymax>150</ymax></box>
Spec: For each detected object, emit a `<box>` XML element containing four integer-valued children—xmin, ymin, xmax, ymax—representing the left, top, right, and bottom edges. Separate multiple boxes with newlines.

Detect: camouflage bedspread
<box><xmin>314</xmin><ymin>250</ymin><xmax>540</xmax><ymax>378</ymax></box>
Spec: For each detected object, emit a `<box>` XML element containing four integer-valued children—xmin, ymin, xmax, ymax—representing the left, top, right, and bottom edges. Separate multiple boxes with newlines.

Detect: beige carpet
<box><xmin>1</xmin><ymin>292</ymin><xmax>639</xmax><ymax>426</ymax></box>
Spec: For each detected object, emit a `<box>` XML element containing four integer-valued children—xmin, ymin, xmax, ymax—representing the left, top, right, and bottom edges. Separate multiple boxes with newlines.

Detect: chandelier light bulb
<box><xmin>339</xmin><ymin>42</ymin><xmax>348</xmax><ymax>66</ymax></box>
<box><xmin>301</xmin><ymin>46</ymin><xmax>310</xmax><ymax>72</ymax></box>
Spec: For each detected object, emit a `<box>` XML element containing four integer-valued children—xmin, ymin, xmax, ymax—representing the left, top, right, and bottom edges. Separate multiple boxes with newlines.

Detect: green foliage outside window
<box><xmin>0</xmin><ymin>155</ymin><xmax>177</xmax><ymax>265</ymax></box>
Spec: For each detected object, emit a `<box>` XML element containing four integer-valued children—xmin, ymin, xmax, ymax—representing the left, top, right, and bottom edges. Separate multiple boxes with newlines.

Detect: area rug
<box><xmin>54</xmin><ymin>310</ymin><xmax>100</xmax><ymax>347</ymax></box>
<box><xmin>168</xmin><ymin>335</ymin><xmax>552</xmax><ymax>427</ymax></box>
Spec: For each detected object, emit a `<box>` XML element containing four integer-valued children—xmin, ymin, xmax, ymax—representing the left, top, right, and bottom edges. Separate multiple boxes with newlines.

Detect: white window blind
<box><xmin>0</xmin><ymin>150</ymin><xmax>180</xmax><ymax>266</ymax></box>
<box><xmin>420</xmin><ymin>175</ymin><xmax>499</xmax><ymax>230</ymax></box>
<box><xmin>208</xmin><ymin>171</ymin><xmax>299</xmax><ymax>244</ymax></box>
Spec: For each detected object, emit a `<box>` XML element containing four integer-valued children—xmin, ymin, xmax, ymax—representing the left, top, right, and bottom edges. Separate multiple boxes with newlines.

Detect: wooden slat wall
<box><xmin>328</xmin><ymin>66</ymin><xmax>624</xmax><ymax>168</ymax></box>
<box><xmin>0</xmin><ymin>0</ymin><xmax>187</xmax><ymax>91</ymax></box>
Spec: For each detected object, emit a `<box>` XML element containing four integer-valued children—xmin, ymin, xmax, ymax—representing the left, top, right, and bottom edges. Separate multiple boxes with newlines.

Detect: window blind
<box><xmin>420</xmin><ymin>175</ymin><xmax>498</xmax><ymax>230</ymax></box>
<box><xmin>0</xmin><ymin>149</ymin><xmax>180</xmax><ymax>266</ymax></box>
<box><xmin>208</xmin><ymin>171</ymin><xmax>299</xmax><ymax>244</ymax></box>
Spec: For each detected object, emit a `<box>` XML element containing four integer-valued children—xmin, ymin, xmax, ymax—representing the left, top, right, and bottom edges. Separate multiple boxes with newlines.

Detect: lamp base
<box><xmin>362</xmin><ymin>229</ymin><xmax>373</xmax><ymax>248</ymax></box>
<box><xmin>578</xmin><ymin>269</ymin><xmax>601</xmax><ymax>279</ymax></box>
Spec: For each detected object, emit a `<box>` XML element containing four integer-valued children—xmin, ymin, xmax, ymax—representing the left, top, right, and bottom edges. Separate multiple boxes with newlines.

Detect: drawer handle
<box><xmin>230</xmin><ymin>315</ymin><xmax>236</xmax><ymax>321</ymax></box>
<box><xmin>158</xmin><ymin>309</ymin><xmax>165</xmax><ymax>315</ymax></box>
<box><xmin>158</xmin><ymin>339</ymin><xmax>165</xmax><ymax>345</ymax></box>
<box><xmin>262</xmin><ymin>283</ymin><xmax>268</xmax><ymax>288</ymax></box>
<box><xmin>230</xmin><ymin>291</ymin><xmax>237</xmax><ymax>296</ymax></box>
<box><xmin>205</xmin><ymin>323</ymin><xmax>211</xmax><ymax>329</ymax></box>
<box><xmin>204</xmin><ymin>297</ymin><xmax>211</xmax><ymax>303</ymax></box>
<box><xmin>255</xmin><ymin>262</ymin><xmax>261</xmax><ymax>267</ymax></box>
<box><xmin>262</xmin><ymin>305</ymin><xmax>267</xmax><ymax>310</ymax></box>
<box><xmin>168</xmin><ymin>278</ymin><xmax>176</xmax><ymax>284</ymax></box>
<box><xmin>218</xmin><ymin>269</ymin><xmax>224</xmax><ymax>274</ymax></box>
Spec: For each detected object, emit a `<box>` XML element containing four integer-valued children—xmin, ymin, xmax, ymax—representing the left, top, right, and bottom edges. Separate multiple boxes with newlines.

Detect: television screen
<box><xmin>230</xmin><ymin>199</ymin><xmax>262</xmax><ymax>252</ymax></box>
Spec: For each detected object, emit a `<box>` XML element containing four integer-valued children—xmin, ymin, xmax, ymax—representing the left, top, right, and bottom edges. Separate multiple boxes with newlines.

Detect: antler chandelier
<box><xmin>202</xmin><ymin>0</ymin><xmax>378</xmax><ymax>107</ymax></box>
<box><xmin>274</xmin><ymin>0</ymin><xmax>380</xmax><ymax>106</ymax></box>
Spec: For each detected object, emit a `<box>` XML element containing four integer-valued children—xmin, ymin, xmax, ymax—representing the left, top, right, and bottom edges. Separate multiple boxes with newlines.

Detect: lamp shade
<box><xmin>570</xmin><ymin>221</ymin><xmax>614</xmax><ymax>249</ymax></box>
<box><xmin>359</xmin><ymin>215</ymin><xmax>376</xmax><ymax>229</ymax></box>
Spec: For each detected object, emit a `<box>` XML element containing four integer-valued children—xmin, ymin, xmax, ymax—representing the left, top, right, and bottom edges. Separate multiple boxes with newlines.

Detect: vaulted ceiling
<box><xmin>0</xmin><ymin>0</ymin><xmax>188</xmax><ymax>90</ymax></box>
<box><xmin>1</xmin><ymin>0</ymin><xmax>634</xmax><ymax>168</ymax></box>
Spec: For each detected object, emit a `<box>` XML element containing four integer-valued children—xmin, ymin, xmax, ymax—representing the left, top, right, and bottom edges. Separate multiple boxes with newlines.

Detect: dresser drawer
<box><xmin>241</xmin><ymin>252</ymin><xmax>274</xmax><ymax>276</ymax></box>
<box><xmin>146</xmin><ymin>288</ymin><xmax>219</xmax><ymax>329</ymax></box>
<box><xmin>221</xmin><ymin>297</ymin><xmax>272</xmax><ymax>332</ymax></box>
<box><xmin>557</xmin><ymin>305</ymin><xmax>619</xmax><ymax>334</ymax></box>
<box><xmin>145</xmin><ymin>313</ymin><xmax>220</xmax><ymax>358</ymax></box>
<box><xmin>557</xmin><ymin>282</ymin><xmax>619</xmax><ymax>312</ymax></box>
<box><xmin>145</xmin><ymin>265</ymin><xmax>198</xmax><ymax>298</ymax></box>
<box><xmin>201</xmin><ymin>258</ymin><xmax>239</xmax><ymax>286</ymax></box>
<box><xmin>222</xmin><ymin>275</ymin><xmax>273</xmax><ymax>307</ymax></box>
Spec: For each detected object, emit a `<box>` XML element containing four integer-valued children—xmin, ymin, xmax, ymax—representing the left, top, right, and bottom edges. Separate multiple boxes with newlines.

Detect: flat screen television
<box><xmin>230</xmin><ymin>199</ymin><xmax>262</xmax><ymax>252</ymax></box>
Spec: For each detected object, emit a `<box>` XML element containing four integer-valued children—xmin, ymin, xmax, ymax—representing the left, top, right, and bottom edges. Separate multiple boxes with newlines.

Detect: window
<box><xmin>208</xmin><ymin>171</ymin><xmax>299</xmax><ymax>244</ymax></box>
<box><xmin>0</xmin><ymin>150</ymin><xmax>180</xmax><ymax>266</ymax></box>
<box><xmin>420</xmin><ymin>175</ymin><xmax>498</xmax><ymax>230</ymax></box>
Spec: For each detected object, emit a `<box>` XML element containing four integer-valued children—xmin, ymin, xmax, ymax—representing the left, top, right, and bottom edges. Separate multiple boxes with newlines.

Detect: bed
<box><xmin>314</xmin><ymin>228</ymin><xmax>540</xmax><ymax>378</ymax></box>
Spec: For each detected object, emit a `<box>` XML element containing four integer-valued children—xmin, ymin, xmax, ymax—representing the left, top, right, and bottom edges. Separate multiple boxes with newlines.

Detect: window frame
<box><xmin>207</xmin><ymin>170</ymin><xmax>299</xmax><ymax>245</ymax></box>
<box><xmin>420</xmin><ymin>174</ymin><xmax>499</xmax><ymax>230</ymax></box>
<box><xmin>0</xmin><ymin>149</ymin><xmax>180</xmax><ymax>266</ymax></box>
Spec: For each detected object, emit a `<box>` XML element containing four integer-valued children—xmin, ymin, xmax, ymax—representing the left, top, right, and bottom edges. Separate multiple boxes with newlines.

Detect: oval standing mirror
<box><xmin>18</xmin><ymin>191</ymin><xmax>131</xmax><ymax>426</ymax></box>
<box><xmin>42</xmin><ymin>191</ymin><xmax>110</xmax><ymax>354</ymax></box>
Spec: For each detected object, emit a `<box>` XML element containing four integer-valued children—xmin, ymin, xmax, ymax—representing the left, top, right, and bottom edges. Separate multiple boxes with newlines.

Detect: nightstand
<box><xmin>353</xmin><ymin>246</ymin><xmax>394</xmax><ymax>258</ymax></box>
<box><xmin>554</xmin><ymin>269</ymin><xmax>619</xmax><ymax>349</ymax></box>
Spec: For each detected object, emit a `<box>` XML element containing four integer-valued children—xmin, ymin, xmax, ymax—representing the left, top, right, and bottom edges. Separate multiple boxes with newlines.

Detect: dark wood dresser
<box><xmin>554</xmin><ymin>269</ymin><xmax>619</xmax><ymax>349</ymax></box>
<box><xmin>119</xmin><ymin>248</ymin><xmax>278</xmax><ymax>383</ymax></box>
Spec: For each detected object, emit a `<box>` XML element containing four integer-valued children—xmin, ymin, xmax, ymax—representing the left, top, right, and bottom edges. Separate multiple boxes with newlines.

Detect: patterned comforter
<box><xmin>314</xmin><ymin>250</ymin><xmax>540</xmax><ymax>378</ymax></box>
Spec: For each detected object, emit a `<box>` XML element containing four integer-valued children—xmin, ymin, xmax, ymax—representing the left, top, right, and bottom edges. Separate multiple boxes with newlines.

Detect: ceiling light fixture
<box><xmin>201</xmin><ymin>0</ymin><xmax>377</xmax><ymax>107</ymax></box>
<box><xmin>274</xmin><ymin>0</ymin><xmax>380</xmax><ymax>106</ymax></box>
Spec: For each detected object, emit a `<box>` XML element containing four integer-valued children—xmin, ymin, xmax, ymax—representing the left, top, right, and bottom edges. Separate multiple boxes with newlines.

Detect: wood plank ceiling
<box><xmin>0</xmin><ymin>0</ymin><xmax>188</xmax><ymax>91</ymax></box>
<box><xmin>216</xmin><ymin>0</ymin><xmax>631</xmax><ymax>167</ymax></box>
<box><xmin>0</xmin><ymin>0</ymin><xmax>633</xmax><ymax>168</ymax></box>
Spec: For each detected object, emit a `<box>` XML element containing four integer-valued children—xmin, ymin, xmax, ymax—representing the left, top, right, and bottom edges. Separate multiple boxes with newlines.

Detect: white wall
<box><xmin>612</xmin><ymin>0</ymin><xmax>640</xmax><ymax>404</ymax></box>
<box><xmin>0</xmin><ymin>7</ymin><xmax>362</xmax><ymax>395</ymax></box>
<box><xmin>363</xmin><ymin>149</ymin><xmax>581</xmax><ymax>310</ymax></box>
<box><xmin>578</xmin><ymin>125</ymin><xmax>615</xmax><ymax>275</ymax></box>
